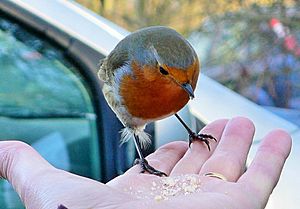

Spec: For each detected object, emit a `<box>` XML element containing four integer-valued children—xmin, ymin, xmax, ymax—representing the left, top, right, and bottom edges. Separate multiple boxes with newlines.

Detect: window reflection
<box><xmin>0</xmin><ymin>14</ymin><xmax>100</xmax><ymax>209</ymax></box>
<box><xmin>0</xmin><ymin>16</ymin><xmax>92</xmax><ymax>118</ymax></box>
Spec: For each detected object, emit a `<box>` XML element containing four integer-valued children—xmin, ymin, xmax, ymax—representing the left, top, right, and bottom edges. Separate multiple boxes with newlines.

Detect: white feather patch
<box><xmin>120</xmin><ymin>127</ymin><xmax>151</xmax><ymax>149</ymax></box>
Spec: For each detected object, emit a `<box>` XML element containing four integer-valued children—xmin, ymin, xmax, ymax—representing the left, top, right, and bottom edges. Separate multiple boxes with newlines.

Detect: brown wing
<box><xmin>97</xmin><ymin>45</ymin><xmax>129</xmax><ymax>84</ymax></box>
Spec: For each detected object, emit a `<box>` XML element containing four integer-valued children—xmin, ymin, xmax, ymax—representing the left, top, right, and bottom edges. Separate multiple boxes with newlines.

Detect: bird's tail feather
<box><xmin>120</xmin><ymin>127</ymin><xmax>151</xmax><ymax>149</ymax></box>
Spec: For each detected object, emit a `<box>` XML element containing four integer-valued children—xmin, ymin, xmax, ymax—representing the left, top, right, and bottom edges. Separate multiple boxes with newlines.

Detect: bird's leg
<box><xmin>133</xmin><ymin>134</ymin><xmax>167</xmax><ymax>177</ymax></box>
<box><xmin>174</xmin><ymin>113</ymin><xmax>217</xmax><ymax>151</ymax></box>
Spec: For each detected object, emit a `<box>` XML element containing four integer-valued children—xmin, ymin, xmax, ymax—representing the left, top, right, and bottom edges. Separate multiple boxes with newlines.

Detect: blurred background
<box><xmin>76</xmin><ymin>0</ymin><xmax>300</xmax><ymax>125</ymax></box>
<box><xmin>0</xmin><ymin>0</ymin><xmax>299</xmax><ymax>208</ymax></box>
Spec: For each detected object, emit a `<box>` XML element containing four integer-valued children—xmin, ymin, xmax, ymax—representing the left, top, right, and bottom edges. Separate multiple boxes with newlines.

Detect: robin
<box><xmin>98</xmin><ymin>26</ymin><xmax>216</xmax><ymax>176</ymax></box>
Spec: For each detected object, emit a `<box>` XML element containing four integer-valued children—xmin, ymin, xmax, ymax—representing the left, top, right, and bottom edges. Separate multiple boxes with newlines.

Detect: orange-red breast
<box><xmin>98</xmin><ymin>26</ymin><xmax>215</xmax><ymax>176</ymax></box>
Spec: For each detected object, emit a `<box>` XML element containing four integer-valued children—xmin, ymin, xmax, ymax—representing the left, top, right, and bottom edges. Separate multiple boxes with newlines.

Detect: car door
<box><xmin>0</xmin><ymin>10</ymin><xmax>134</xmax><ymax>208</ymax></box>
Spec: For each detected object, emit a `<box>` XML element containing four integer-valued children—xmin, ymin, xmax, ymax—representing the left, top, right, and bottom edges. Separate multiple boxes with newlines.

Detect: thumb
<box><xmin>0</xmin><ymin>141</ymin><xmax>55</xmax><ymax>204</ymax></box>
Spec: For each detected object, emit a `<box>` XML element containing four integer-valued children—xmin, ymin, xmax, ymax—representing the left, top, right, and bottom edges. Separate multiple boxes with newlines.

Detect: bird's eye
<box><xmin>159</xmin><ymin>66</ymin><xmax>169</xmax><ymax>75</ymax></box>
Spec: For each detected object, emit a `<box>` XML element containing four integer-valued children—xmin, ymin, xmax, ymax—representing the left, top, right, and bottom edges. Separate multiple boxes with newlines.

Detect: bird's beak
<box><xmin>181</xmin><ymin>83</ymin><xmax>195</xmax><ymax>99</ymax></box>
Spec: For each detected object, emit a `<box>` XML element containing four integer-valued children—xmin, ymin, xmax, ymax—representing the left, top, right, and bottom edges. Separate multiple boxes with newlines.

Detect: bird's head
<box><xmin>127</xmin><ymin>26</ymin><xmax>200</xmax><ymax>100</ymax></box>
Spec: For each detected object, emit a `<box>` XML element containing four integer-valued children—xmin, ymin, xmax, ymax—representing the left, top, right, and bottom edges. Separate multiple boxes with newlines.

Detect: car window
<box><xmin>0</xmin><ymin>17</ymin><xmax>92</xmax><ymax>117</ymax></box>
<box><xmin>0</xmin><ymin>14</ymin><xmax>100</xmax><ymax>208</ymax></box>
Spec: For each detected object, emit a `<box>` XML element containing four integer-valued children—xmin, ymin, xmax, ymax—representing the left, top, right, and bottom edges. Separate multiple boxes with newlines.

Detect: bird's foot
<box><xmin>134</xmin><ymin>158</ymin><xmax>167</xmax><ymax>177</ymax></box>
<box><xmin>189</xmin><ymin>132</ymin><xmax>217</xmax><ymax>151</ymax></box>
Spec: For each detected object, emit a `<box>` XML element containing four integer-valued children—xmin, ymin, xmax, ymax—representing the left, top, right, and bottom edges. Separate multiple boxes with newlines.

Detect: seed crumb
<box><xmin>162</xmin><ymin>177</ymin><xmax>176</xmax><ymax>187</ymax></box>
<box><xmin>154</xmin><ymin>195</ymin><xmax>163</xmax><ymax>202</ymax></box>
<box><xmin>123</xmin><ymin>174</ymin><xmax>201</xmax><ymax>201</ymax></box>
<box><xmin>183</xmin><ymin>185</ymin><xmax>196</xmax><ymax>193</ymax></box>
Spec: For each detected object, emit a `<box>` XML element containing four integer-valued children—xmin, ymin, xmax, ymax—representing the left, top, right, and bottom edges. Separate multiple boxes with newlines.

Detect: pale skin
<box><xmin>0</xmin><ymin>117</ymin><xmax>292</xmax><ymax>209</ymax></box>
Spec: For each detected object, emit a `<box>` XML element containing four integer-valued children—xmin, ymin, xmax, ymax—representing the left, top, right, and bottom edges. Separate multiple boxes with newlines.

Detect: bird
<box><xmin>98</xmin><ymin>26</ymin><xmax>216</xmax><ymax>176</ymax></box>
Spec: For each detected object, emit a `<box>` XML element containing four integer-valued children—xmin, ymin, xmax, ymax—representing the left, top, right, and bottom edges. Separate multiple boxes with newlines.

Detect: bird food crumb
<box><xmin>154</xmin><ymin>195</ymin><xmax>163</xmax><ymax>202</ymax></box>
<box><xmin>124</xmin><ymin>174</ymin><xmax>201</xmax><ymax>201</ymax></box>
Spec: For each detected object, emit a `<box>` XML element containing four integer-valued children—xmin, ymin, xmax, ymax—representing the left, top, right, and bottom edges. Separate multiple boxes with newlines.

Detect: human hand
<box><xmin>0</xmin><ymin>117</ymin><xmax>291</xmax><ymax>209</ymax></box>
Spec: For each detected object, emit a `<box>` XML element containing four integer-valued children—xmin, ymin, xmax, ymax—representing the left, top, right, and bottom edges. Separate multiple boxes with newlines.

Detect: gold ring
<box><xmin>204</xmin><ymin>172</ymin><xmax>227</xmax><ymax>181</ymax></box>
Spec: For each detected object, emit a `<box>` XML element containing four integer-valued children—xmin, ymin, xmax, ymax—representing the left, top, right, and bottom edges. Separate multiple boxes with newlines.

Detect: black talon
<box><xmin>175</xmin><ymin>113</ymin><xmax>217</xmax><ymax>151</ymax></box>
<box><xmin>57</xmin><ymin>205</ymin><xmax>68</xmax><ymax>209</ymax></box>
<box><xmin>133</xmin><ymin>134</ymin><xmax>167</xmax><ymax>177</ymax></box>
<box><xmin>189</xmin><ymin>132</ymin><xmax>216</xmax><ymax>151</ymax></box>
<box><xmin>135</xmin><ymin>158</ymin><xmax>167</xmax><ymax>176</ymax></box>
<box><xmin>198</xmin><ymin>133</ymin><xmax>217</xmax><ymax>142</ymax></box>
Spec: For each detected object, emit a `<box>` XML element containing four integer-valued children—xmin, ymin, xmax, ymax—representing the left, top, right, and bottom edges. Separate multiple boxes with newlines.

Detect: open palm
<box><xmin>0</xmin><ymin>117</ymin><xmax>291</xmax><ymax>209</ymax></box>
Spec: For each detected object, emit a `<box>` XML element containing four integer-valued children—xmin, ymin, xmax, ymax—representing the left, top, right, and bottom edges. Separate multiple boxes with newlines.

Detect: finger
<box><xmin>199</xmin><ymin>117</ymin><xmax>255</xmax><ymax>181</ymax></box>
<box><xmin>238</xmin><ymin>129</ymin><xmax>292</xmax><ymax>204</ymax></box>
<box><xmin>126</xmin><ymin>141</ymin><xmax>188</xmax><ymax>175</ymax></box>
<box><xmin>170</xmin><ymin>119</ymin><xmax>228</xmax><ymax>175</ymax></box>
<box><xmin>0</xmin><ymin>141</ymin><xmax>54</xmax><ymax>202</ymax></box>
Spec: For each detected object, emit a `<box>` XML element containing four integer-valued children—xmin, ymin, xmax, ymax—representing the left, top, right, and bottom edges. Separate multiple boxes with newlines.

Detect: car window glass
<box><xmin>0</xmin><ymin>14</ymin><xmax>101</xmax><ymax>208</ymax></box>
<box><xmin>0</xmin><ymin>16</ymin><xmax>92</xmax><ymax>118</ymax></box>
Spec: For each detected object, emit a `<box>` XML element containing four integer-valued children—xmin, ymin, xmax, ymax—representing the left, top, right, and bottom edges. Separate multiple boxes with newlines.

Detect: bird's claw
<box><xmin>134</xmin><ymin>158</ymin><xmax>167</xmax><ymax>177</ymax></box>
<box><xmin>189</xmin><ymin>133</ymin><xmax>217</xmax><ymax>151</ymax></box>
